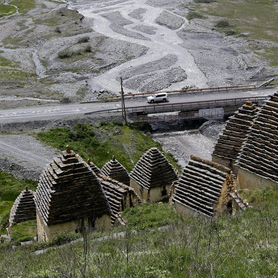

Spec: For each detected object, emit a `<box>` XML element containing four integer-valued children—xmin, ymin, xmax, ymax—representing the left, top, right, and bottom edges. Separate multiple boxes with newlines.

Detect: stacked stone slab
<box><xmin>35</xmin><ymin>149</ymin><xmax>111</xmax><ymax>242</ymax></box>
<box><xmin>98</xmin><ymin>175</ymin><xmax>141</xmax><ymax>225</ymax></box>
<box><xmin>130</xmin><ymin>148</ymin><xmax>178</xmax><ymax>202</ymax></box>
<box><xmin>101</xmin><ymin>157</ymin><xmax>130</xmax><ymax>185</ymax></box>
<box><xmin>212</xmin><ymin>101</ymin><xmax>258</xmax><ymax>169</ymax></box>
<box><xmin>9</xmin><ymin>188</ymin><xmax>36</xmax><ymax>227</ymax></box>
<box><xmin>172</xmin><ymin>156</ymin><xmax>236</xmax><ymax>217</ymax></box>
<box><xmin>236</xmin><ymin>92</ymin><xmax>278</xmax><ymax>188</ymax></box>
<box><xmin>88</xmin><ymin>160</ymin><xmax>101</xmax><ymax>176</ymax></box>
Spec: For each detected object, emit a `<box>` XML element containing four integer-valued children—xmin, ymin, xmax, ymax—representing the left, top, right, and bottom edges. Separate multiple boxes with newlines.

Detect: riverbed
<box><xmin>153</xmin><ymin>122</ymin><xmax>225</xmax><ymax>168</ymax></box>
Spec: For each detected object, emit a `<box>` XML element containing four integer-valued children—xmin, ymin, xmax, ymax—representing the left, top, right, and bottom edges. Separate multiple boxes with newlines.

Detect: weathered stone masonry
<box><xmin>212</xmin><ymin>101</ymin><xmax>258</xmax><ymax>170</ymax></box>
<box><xmin>130</xmin><ymin>147</ymin><xmax>178</xmax><ymax>203</ymax></box>
<box><xmin>35</xmin><ymin>149</ymin><xmax>111</xmax><ymax>242</ymax></box>
<box><xmin>236</xmin><ymin>93</ymin><xmax>278</xmax><ymax>188</ymax></box>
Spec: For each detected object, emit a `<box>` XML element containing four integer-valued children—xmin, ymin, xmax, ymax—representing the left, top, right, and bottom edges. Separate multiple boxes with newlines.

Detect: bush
<box><xmin>50</xmin><ymin>232</ymin><xmax>79</xmax><ymax>246</ymax></box>
<box><xmin>77</xmin><ymin>36</ymin><xmax>90</xmax><ymax>43</ymax></box>
<box><xmin>194</xmin><ymin>0</ymin><xmax>215</xmax><ymax>3</ymax></box>
<box><xmin>215</xmin><ymin>19</ymin><xmax>230</xmax><ymax>28</ymax></box>
<box><xmin>58</xmin><ymin>50</ymin><xmax>73</xmax><ymax>59</ymax></box>
<box><xmin>60</xmin><ymin>97</ymin><xmax>71</xmax><ymax>103</ymax></box>
<box><xmin>84</xmin><ymin>45</ymin><xmax>92</xmax><ymax>53</ymax></box>
<box><xmin>187</xmin><ymin>11</ymin><xmax>205</xmax><ymax>20</ymax></box>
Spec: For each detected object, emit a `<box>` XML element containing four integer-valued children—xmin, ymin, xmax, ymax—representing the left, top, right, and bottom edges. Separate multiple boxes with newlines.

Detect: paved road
<box><xmin>0</xmin><ymin>88</ymin><xmax>275</xmax><ymax>123</ymax></box>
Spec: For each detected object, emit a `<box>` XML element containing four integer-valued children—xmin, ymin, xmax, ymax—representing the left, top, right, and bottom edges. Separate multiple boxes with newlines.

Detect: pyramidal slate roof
<box><xmin>172</xmin><ymin>156</ymin><xmax>231</xmax><ymax>217</ymax></box>
<box><xmin>88</xmin><ymin>160</ymin><xmax>101</xmax><ymax>176</ymax></box>
<box><xmin>35</xmin><ymin>149</ymin><xmax>111</xmax><ymax>226</ymax></box>
<box><xmin>130</xmin><ymin>148</ymin><xmax>178</xmax><ymax>190</ymax></box>
<box><xmin>101</xmin><ymin>157</ymin><xmax>130</xmax><ymax>185</ymax></box>
<box><xmin>9</xmin><ymin>188</ymin><xmax>36</xmax><ymax>227</ymax></box>
<box><xmin>213</xmin><ymin>101</ymin><xmax>258</xmax><ymax>165</ymax></box>
<box><xmin>236</xmin><ymin>92</ymin><xmax>278</xmax><ymax>183</ymax></box>
<box><xmin>98</xmin><ymin>175</ymin><xmax>141</xmax><ymax>224</ymax></box>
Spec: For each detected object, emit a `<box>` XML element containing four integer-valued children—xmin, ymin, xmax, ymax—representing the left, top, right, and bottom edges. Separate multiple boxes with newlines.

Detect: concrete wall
<box><xmin>237</xmin><ymin>168</ymin><xmax>277</xmax><ymax>189</ymax></box>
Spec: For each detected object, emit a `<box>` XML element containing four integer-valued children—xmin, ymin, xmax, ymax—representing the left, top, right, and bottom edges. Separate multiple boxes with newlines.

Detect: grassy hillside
<box><xmin>0</xmin><ymin>0</ymin><xmax>35</xmax><ymax>16</ymax></box>
<box><xmin>190</xmin><ymin>0</ymin><xmax>278</xmax><ymax>66</ymax></box>
<box><xmin>0</xmin><ymin>186</ymin><xmax>277</xmax><ymax>278</ymax></box>
<box><xmin>37</xmin><ymin>123</ymin><xmax>179</xmax><ymax>172</ymax></box>
<box><xmin>0</xmin><ymin>172</ymin><xmax>36</xmax><ymax>234</ymax></box>
<box><xmin>0</xmin><ymin>123</ymin><xmax>179</xmax><ymax>241</ymax></box>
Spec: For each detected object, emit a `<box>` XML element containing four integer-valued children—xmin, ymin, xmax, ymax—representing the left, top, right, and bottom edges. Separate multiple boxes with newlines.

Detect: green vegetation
<box><xmin>191</xmin><ymin>0</ymin><xmax>278</xmax><ymax>66</ymax></box>
<box><xmin>58</xmin><ymin>44</ymin><xmax>92</xmax><ymax>60</ymax></box>
<box><xmin>11</xmin><ymin>220</ymin><xmax>37</xmax><ymax>242</ymax></box>
<box><xmin>0</xmin><ymin>56</ymin><xmax>17</xmax><ymax>68</ymax></box>
<box><xmin>123</xmin><ymin>203</ymin><xmax>181</xmax><ymax>230</ymax></box>
<box><xmin>0</xmin><ymin>55</ymin><xmax>35</xmax><ymax>84</ymax></box>
<box><xmin>37</xmin><ymin>123</ymin><xmax>179</xmax><ymax>172</ymax></box>
<box><xmin>0</xmin><ymin>4</ymin><xmax>16</xmax><ymax>16</ymax></box>
<box><xmin>0</xmin><ymin>0</ymin><xmax>35</xmax><ymax>16</ymax></box>
<box><xmin>187</xmin><ymin>11</ymin><xmax>205</xmax><ymax>21</ymax></box>
<box><xmin>0</xmin><ymin>68</ymin><xmax>36</xmax><ymax>83</ymax></box>
<box><xmin>0</xmin><ymin>172</ymin><xmax>36</xmax><ymax>233</ymax></box>
<box><xmin>0</xmin><ymin>186</ymin><xmax>277</xmax><ymax>278</ymax></box>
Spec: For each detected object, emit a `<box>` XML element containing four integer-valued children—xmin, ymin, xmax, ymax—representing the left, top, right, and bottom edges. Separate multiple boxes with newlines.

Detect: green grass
<box><xmin>0</xmin><ymin>172</ymin><xmax>36</xmax><ymax>232</ymax></box>
<box><xmin>198</xmin><ymin>0</ymin><xmax>278</xmax><ymax>42</ymax></box>
<box><xmin>0</xmin><ymin>186</ymin><xmax>277</xmax><ymax>278</ymax></box>
<box><xmin>0</xmin><ymin>68</ymin><xmax>36</xmax><ymax>82</ymax></box>
<box><xmin>36</xmin><ymin>123</ymin><xmax>179</xmax><ymax>172</ymax></box>
<box><xmin>192</xmin><ymin>0</ymin><xmax>278</xmax><ymax>66</ymax></box>
<box><xmin>0</xmin><ymin>56</ymin><xmax>34</xmax><ymax>84</ymax></box>
<box><xmin>123</xmin><ymin>203</ymin><xmax>181</xmax><ymax>230</ymax></box>
<box><xmin>0</xmin><ymin>4</ymin><xmax>16</xmax><ymax>16</ymax></box>
<box><xmin>0</xmin><ymin>56</ymin><xmax>17</xmax><ymax>68</ymax></box>
<box><xmin>11</xmin><ymin>220</ymin><xmax>37</xmax><ymax>242</ymax></box>
<box><xmin>0</xmin><ymin>0</ymin><xmax>35</xmax><ymax>16</ymax></box>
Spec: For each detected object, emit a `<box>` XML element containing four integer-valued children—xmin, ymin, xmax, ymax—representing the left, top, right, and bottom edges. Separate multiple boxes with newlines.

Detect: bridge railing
<box><xmin>124</xmin><ymin>96</ymin><xmax>267</xmax><ymax>114</ymax></box>
<box><xmin>85</xmin><ymin>96</ymin><xmax>268</xmax><ymax>116</ymax></box>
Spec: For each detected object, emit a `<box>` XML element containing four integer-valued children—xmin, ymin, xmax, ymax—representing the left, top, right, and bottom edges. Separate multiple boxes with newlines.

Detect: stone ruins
<box><xmin>130</xmin><ymin>147</ymin><xmax>178</xmax><ymax>203</ymax></box>
<box><xmin>9</xmin><ymin>188</ymin><xmax>36</xmax><ymax>227</ymax></box>
<box><xmin>171</xmin><ymin>156</ymin><xmax>247</xmax><ymax>217</ymax></box>
<box><xmin>88</xmin><ymin>159</ymin><xmax>101</xmax><ymax>176</ymax></box>
<box><xmin>35</xmin><ymin>148</ymin><xmax>111</xmax><ymax>242</ymax></box>
<box><xmin>236</xmin><ymin>92</ymin><xmax>278</xmax><ymax>188</ymax></box>
<box><xmin>98</xmin><ymin>174</ymin><xmax>141</xmax><ymax>225</ymax></box>
<box><xmin>212</xmin><ymin>101</ymin><xmax>258</xmax><ymax>170</ymax></box>
<box><xmin>101</xmin><ymin>156</ymin><xmax>130</xmax><ymax>185</ymax></box>
<box><xmin>8</xmin><ymin>92</ymin><xmax>278</xmax><ymax>241</ymax></box>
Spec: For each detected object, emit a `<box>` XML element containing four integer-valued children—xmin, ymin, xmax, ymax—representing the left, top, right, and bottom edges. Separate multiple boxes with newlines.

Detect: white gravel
<box><xmin>74</xmin><ymin>0</ymin><xmax>208</xmax><ymax>93</ymax></box>
<box><xmin>0</xmin><ymin>135</ymin><xmax>57</xmax><ymax>180</ymax></box>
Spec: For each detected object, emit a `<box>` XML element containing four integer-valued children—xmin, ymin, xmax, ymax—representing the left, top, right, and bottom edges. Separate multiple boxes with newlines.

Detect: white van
<box><xmin>147</xmin><ymin>93</ymin><xmax>168</xmax><ymax>104</ymax></box>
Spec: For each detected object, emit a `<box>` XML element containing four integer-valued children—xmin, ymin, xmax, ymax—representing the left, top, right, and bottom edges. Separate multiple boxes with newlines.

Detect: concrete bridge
<box><xmin>87</xmin><ymin>96</ymin><xmax>267</xmax><ymax>123</ymax></box>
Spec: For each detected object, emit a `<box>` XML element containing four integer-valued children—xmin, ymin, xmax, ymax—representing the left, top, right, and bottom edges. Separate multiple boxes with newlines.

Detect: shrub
<box><xmin>215</xmin><ymin>19</ymin><xmax>230</xmax><ymax>28</ymax></box>
<box><xmin>77</xmin><ymin>36</ymin><xmax>90</xmax><ymax>43</ymax></box>
<box><xmin>58</xmin><ymin>50</ymin><xmax>73</xmax><ymax>59</ymax></box>
<box><xmin>194</xmin><ymin>0</ymin><xmax>215</xmax><ymax>3</ymax></box>
<box><xmin>60</xmin><ymin>97</ymin><xmax>71</xmax><ymax>103</ymax></box>
<box><xmin>187</xmin><ymin>11</ymin><xmax>205</xmax><ymax>20</ymax></box>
